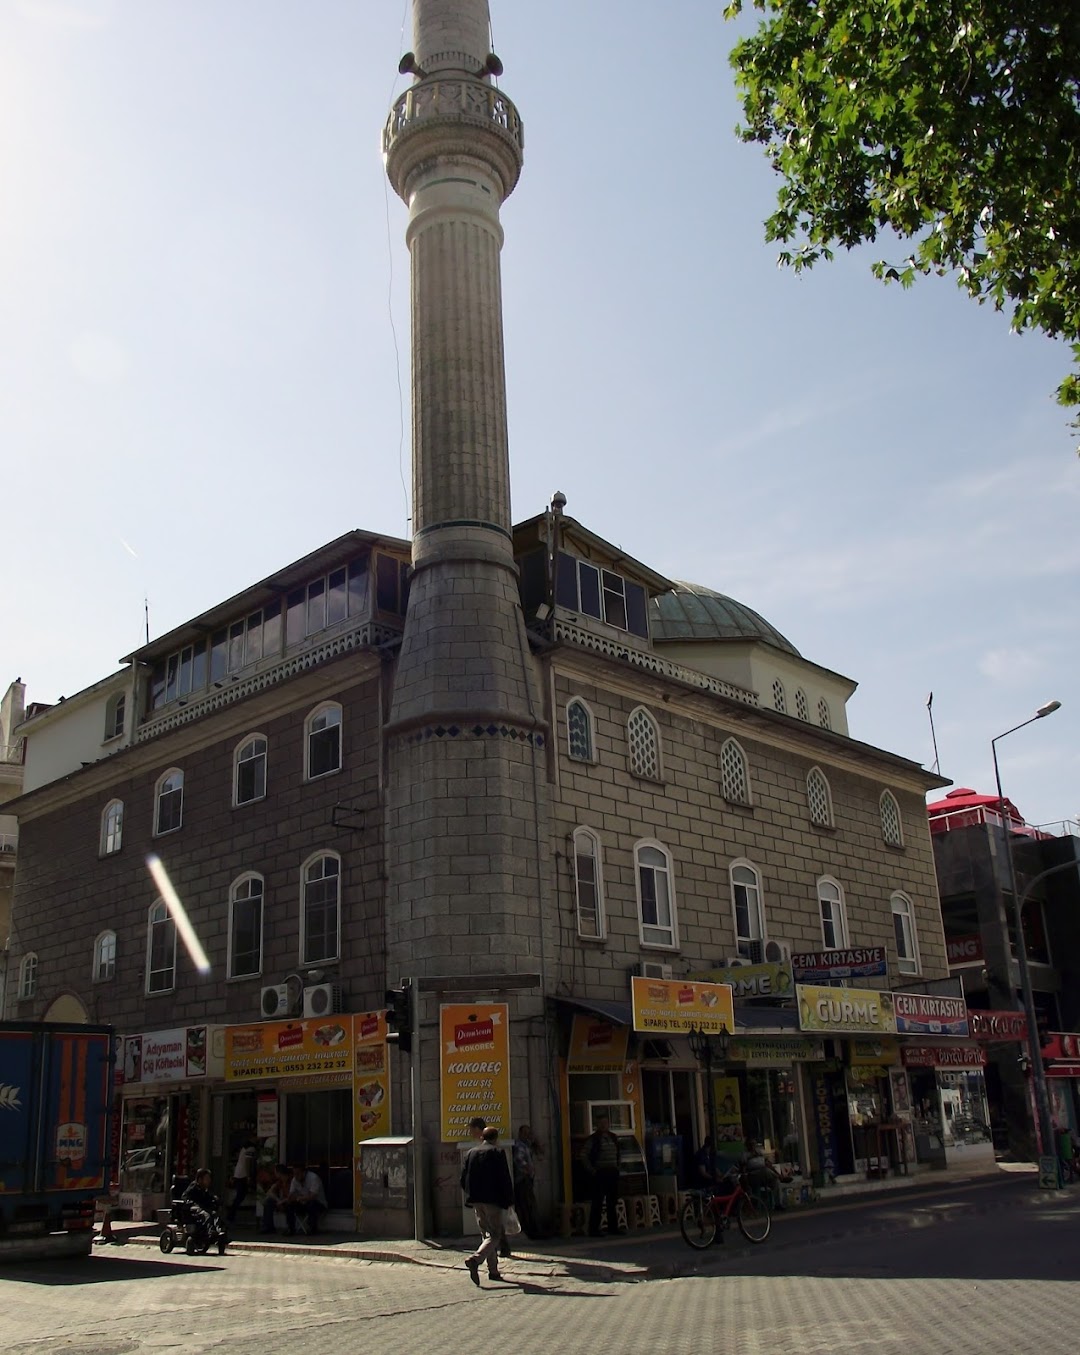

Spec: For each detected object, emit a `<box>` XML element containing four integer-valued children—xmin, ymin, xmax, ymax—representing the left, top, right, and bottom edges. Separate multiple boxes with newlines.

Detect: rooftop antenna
<box><xmin>145</xmin><ymin>596</ymin><xmax>150</xmax><ymax>646</ymax></box>
<box><xmin>926</xmin><ymin>692</ymin><xmax>940</xmax><ymax>774</ymax></box>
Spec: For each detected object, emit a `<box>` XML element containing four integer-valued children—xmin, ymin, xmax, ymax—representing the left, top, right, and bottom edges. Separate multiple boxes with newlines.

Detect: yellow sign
<box><xmin>224</xmin><ymin>1016</ymin><xmax>353</xmax><ymax>1081</ymax></box>
<box><xmin>630</xmin><ymin>976</ymin><xmax>734</xmax><ymax>1035</ymax></box>
<box><xmin>713</xmin><ymin>1076</ymin><xmax>744</xmax><ymax>1145</ymax></box>
<box><xmin>692</xmin><ymin>962</ymin><xmax>794</xmax><ymax>1001</ymax></box>
<box><xmin>797</xmin><ymin>985</ymin><xmax>896</xmax><ymax>1035</ymax></box>
<box><xmin>567</xmin><ymin>1016</ymin><xmax>629</xmax><ymax>1072</ymax></box>
<box><xmin>352</xmin><ymin>1011</ymin><xmax>391</xmax><ymax>1217</ymax></box>
<box><xmin>439</xmin><ymin>1002</ymin><xmax>510</xmax><ymax>1141</ymax></box>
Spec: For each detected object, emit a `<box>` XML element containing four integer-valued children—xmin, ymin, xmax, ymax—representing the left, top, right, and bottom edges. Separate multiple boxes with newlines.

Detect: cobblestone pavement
<box><xmin>7</xmin><ymin>1187</ymin><xmax>1080</xmax><ymax>1355</ymax></box>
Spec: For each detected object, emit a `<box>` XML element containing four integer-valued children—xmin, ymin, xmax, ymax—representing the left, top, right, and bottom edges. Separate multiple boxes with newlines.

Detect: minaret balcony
<box><xmin>384</xmin><ymin>79</ymin><xmax>524</xmax><ymax>199</ymax></box>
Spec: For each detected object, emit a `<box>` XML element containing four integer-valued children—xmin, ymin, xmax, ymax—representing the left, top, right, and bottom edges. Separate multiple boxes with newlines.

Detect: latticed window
<box><xmin>720</xmin><ymin>739</ymin><xmax>750</xmax><ymax>805</ymax></box>
<box><xmin>567</xmin><ymin>699</ymin><xmax>594</xmax><ymax>762</ymax></box>
<box><xmin>795</xmin><ymin>689</ymin><xmax>809</xmax><ymax>721</ymax></box>
<box><xmin>807</xmin><ymin>767</ymin><xmax>833</xmax><ymax>827</ymax></box>
<box><xmin>817</xmin><ymin>698</ymin><xmax>831</xmax><ymax>730</ymax></box>
<box><xmin>772</xmin><ymin>679</ymin><xmax>786</xmax><ymax>714</ymax></box>
<box><xmin>880</xmin><ymin>790</ymin><xmax>904</xmax><ymax>847</ymax></box>
<box><xmin>627</xmin><ymin>707</ymin><xmax>660</xmax><ymax>780</ymax></box>
<box><xmin>573</xmin><ymin>828</ymin><xmax>604</xmax><ymax>939</ymax></box>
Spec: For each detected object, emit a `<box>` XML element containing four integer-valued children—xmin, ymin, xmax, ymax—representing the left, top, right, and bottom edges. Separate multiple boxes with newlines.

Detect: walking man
<box><xmin>227</xmin><ymin>1139</ymin><xmax>256</xmax><ymax>1222</ymax></box>
<box><xmin>460</xmin><ymin>1125</ymin><xmax>514</xmax><ymax>1286</ymax></box>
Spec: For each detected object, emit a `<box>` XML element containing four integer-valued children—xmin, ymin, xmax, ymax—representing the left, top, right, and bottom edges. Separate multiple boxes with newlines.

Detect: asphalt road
<box><xmin>7</xmin><ymin>1185</ymin><xmax>1080</xmax><ymax>1355</ymax></box>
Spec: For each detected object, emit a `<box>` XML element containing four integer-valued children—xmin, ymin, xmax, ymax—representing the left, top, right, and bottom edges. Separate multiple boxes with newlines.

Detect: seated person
<box><xmin>181</xmin><ymin>1168</ymin><xmax>219</xmax><ymax>1243</ymax></box>
<box><xmin>742</xmin><ymin>1138</ymin><xmax>782</xmax><ymax>1208</ymax></box>
<box><xmin>284</xmin><ymin>1164</ymin><xmax>328</xmax><ymax>1235</ymax></box>
<box><xmin>259</xmin><ymin>1164</ymin><xmax>290</xmax><ymax>1235</ymax></box>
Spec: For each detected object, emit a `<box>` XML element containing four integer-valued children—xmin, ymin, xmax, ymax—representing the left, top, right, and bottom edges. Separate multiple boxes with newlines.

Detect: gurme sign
<box><xmin>797</xmin><ymin>985</ymin><xmax>896</xmax><ymax>1034</ymax></box>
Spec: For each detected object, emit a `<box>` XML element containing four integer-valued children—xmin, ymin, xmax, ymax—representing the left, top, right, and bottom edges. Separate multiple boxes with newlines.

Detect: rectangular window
<box><xmin>178</xmin><ymin>646</ymin><xmax>193</xmax><ymax>697</ymax></box>
<box><xmin>578</xmin><ymin>563</ymin><xmax>602</xmax><ymax>619</ymax></box>
<box><xmin>230</xmin><ymin>886</ymin><xmax>263</xmax><ymax>978</ymax></box>
<box><xmin>347</xmin><ymin>558</ymin><xmax>368</xmax><ymax>616</ymax></box>
<box><xmin>147</xmin><ymin>917</ymin><xmax>176</xmax><ymax>994</ymax></box>
<box><xmin>210</xmin><ymin>630</ymin><xmax>228</xmax><ymax>683</ymax></box>
<box><xmin>191</xmin><ymin>644</ymin><xmax>208</xmax><ymax>692</ymax></box>
<box><xmin>327</xmin><ymin>568</ymin><xmax>348</xmax><ymax>625</ymax></box>
<box><xmin>892</xmin><ymin>896</ymin><xmax>919</xmax><ymax>975</ymax></box>
<box><xmin>245</xmin><ymin>611</ymin><xmax>264</xmax><ymax>666</ymax></box>
<box><xmin>625</xmin><ymin>582</ymin><xmax>648</xmax><ymax>638</ymax></box>
<box><xmin>262</xmin><ymin>601</ymin><xmax>282</xmax><ymax>659</ymax></box>
<box><xmin>286</xmin><ymin>589</ymin><xmax>306</xmax><ymax>646</ymax></box>
<box><xmin>307</xmin><ymin>579</ymin><xmax>326</xmax><ymax>635</ymax></box>
<box><xmin>820</xmin><ymin>898</ymin><xmax>845</xmax><ymax>950</ymax></box>
<box><xmin>165</xmin><ymin>655</ymin><xmax>179</xmax><ymax>705</ymax></box>
<box><xmin>602</xmin><ymin>570</ymin><xmax>627</xmax><ymax>630</ymax></box>
<box><xmin>555</xmin><ymin>553</ymin><xmax>578</xmax><ymax>610</ymax></box>
<box><xmin>150</xmin><ymin>663</ymin><xmax>166</xmax><ymax>710</ymax></box>
<box><xmin>229</xmin><ymin>621</ymin><xmax>245</xmax><ymax>673</ymax></box>
<box><xmin>376</xmin><ymin>554</ymin><xmax>401</xmax><ymax>613</ymax></box>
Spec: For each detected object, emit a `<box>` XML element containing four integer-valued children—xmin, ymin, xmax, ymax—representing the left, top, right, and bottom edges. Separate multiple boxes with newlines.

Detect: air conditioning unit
<box><xmin>260</xmin><ymin>983</ymin><xmax>291</xmax><ymax>1019</ymax></box>
<box><xmin>764</xmin><ymin>939</ymin><xmax>793</xmax><ymax>964</ymax></box>
<box><xmin>303</xmin><ymin>982</ymin><xmax>344</xmax><ymax>1018</ymax></box>
<box><xmin>723</xmin><ymin>955</ymin><xmax>750</xmax><ymax>968</ymax></box>
<box><xmin>639</xmin><ymin>961</ymin><xmax>673</xmax><ymax>981</ymax></box>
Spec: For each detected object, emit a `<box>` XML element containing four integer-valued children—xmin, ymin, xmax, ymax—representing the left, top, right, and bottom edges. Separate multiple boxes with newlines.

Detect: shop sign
<box><xmin>439</xmin><ymin>1003</ymin><xmax>511</xmax><ymax>1141</ymax></box>
<box><xmin>847</xmin><ymin>1037</ymin><xmax>899</xmax><ymax>1066</ymax></box>
<box><xmin>791</xmin><ymin>947</ymin><xmax>886</xmax><ymax>982</ymax></box>
<box><xmin>969</xmin><ymin>1010</ymin><xmax>1028</xmax><ymax>1042</ymax></box>
<box><xmin>797</xmin><ymin>984</ymin><xmax>896</xmax><ymax>1035</ymax></box>
<box><xmin>712</xmin><ymin>1076</ymin><xmax>743</xmax><ymax>1145</ymax></box>
<box><xmin>1042</xmin><ymin>1032</ymin><xmax>1080</xmax><ymax>1078</ymax></box>
<box><xmin>256</xmin><ymin>1093</ymin><xmax>278</xmax><ymax>1141</ymax></box>
<box><xmin>726</xmin><ymin>1036</ymin><xmax>824</xmax><ymax>1066</ymax></box>
<box><xmin>811</xmin><ymin>1070</ymin><xmax>839</xmax><ymax>1180</ymax></box>
<box><xmin>353</xmin><ymin>1010</ymin><xmax>392</xmax><ymax>1142</ymax></box>
<box><xmin>690</xmin><ymin>962</ymin><xmax>794</xmax><ymax>1001</ymax></box>
<box><xmin>124</xmin><ymin>1026</ymin><xmax>217</xmax><ymax>1084</ymax></box>
<box><xmin>630</xmin><ymin>977</ymin><xmax>734</xmax><ymax>1035</ymax></box>
<box><xmin>567</xmin><ymin>1016</ymin><xmax>629</xmax><ymax>1072</ymax></box>
<box><xmin>224</xmin><ymin>1016</ymin><xmax>352</xmax><ymax>1081</ymax></box>
<box><xmin>901</xmin><ymin>1045</ymin><xmax>987</xmax><ymax>1069</ymax></box>
<box><xmin>946</xmin><ymin>934</ymin><xmax>984</xmax><ymax>966</ymax></box>
<box><xmin>893</xmin><ymin>993</ymin><xmax>969</xmax><ymax>1038</ymax></box>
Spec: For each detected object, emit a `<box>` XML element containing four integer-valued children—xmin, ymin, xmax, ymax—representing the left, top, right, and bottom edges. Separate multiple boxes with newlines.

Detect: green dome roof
<box><xmin>649</xmin><ymin>582</ymin><xmax>801</xmax><ymax>656</ymax></box>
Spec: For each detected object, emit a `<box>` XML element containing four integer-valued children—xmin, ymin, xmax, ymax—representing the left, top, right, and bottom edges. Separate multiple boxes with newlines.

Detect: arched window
<box><xmin>93</xmin><ymin>931</ymin><xmax>116</xmax><ymax>982</ymax></box>
<box><xmin>306</xmin><ymin>703</ymin><xmax>342</xmax><ymax>780</ymax></box>
<box><xmin>771</xmin><ymin>679</ymin><xmax>787</xmax><ymax>714</ymax></box>
<box><xmin>104</xmin><ymin>691</ymin><xmax>126</xmax><ymax>741</ymax></box>
<box><xmin>154</xmin><ymin>769</ymin><xmax>184</xmax><ymax>836</ymax></box>
<box><xmin>146</xmin><ymin>899</ymin><xmax>176</xmax><ymax>994</ymax></box>
<box><xmin>817</xmin><ymin>877</ymin><xmax>848</xmax><ymax>950</ymax></box>
<box><xmin>627</xmin><ymin>706</ymin><xmax>661</xmax><ymax>780</ymax></box>
<box><xmin>234</xmin><ymin>735</ymin><xmax>268</xmax><ymax>805</ymax></box>
<box><xmin>229</xmin><ymin>873</ymin><xmax>264</xmax><ymax>978</ymax></box>
<box><xmin>807</xmin><ymin>766</ymin><xmax>834</xmax><ymax>827</ymax></box>
<box><xmin>301</xmin><ymin>853</ymin><xmax>341</xmax><ymax>964</ymax></box>
<box><xmin>566</xmin><ymin>698</ymin><xmax>595</xmax><ymax>762</ymax></box>
<box><xmin>891</xmin><ymin>892</ymin><xmax>920</xmax><ymax>975</ymax></box>
<box><xmin>572</xmin><ymin>827</ymin><xmax>605</xmax><ymax>939</ymax></box>
<box><xmin>795</xmin><ymin>689</ymin><xmax>809</xmax><ymax>721</ymax></box>
<box><xmin>880</xmin><ymin>790</ymin><xmax>904</xmax><ymax>847</ymax></box>
<box><xmin>635</xmin><ymin>840</ymin><xmax>677</xmax><ymax>948</ymax></box>
<box><xmin>720</xmin><ymin>738</ymin><xmax>751</xmax><ymax>805</ymax></box>
<box><xmin>817</xmin><ymin>698</ymin><xmax>831</xmax><ymax>730</ymax></box>
<box><xmin>18</xmin><ymin>952</ymin><xmax>37</xmax><ymax>1000</ymax></box>
<box><xmin>100</xmin><ymin>799</ymin><xmax>124</xmax><ymax>855</ymax></box>
<box><xmin>730</xmin><ymin>860</ymin><xmax>765</xmax><ymax>960</ymax></box>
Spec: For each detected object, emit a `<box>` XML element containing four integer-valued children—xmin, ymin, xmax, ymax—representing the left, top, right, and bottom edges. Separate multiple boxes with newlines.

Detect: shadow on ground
<box><xmin>6</xmin><ymin>1254</ymin><xmax>222</xmax><ymax>1286</ymax></box>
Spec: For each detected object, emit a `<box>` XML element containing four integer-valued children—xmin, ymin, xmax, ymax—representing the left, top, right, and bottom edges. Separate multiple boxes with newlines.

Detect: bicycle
<box><xmin>679</xmin><ymin>1168</ymin><xmax>772</xmax><ymax>1248</ymax></box>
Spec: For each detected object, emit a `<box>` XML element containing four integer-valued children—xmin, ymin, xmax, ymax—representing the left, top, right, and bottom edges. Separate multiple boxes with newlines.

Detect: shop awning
<box><xmin>734</xmin><ymin>1006</ymin><xmax>800</xmax><ymax>1033</ymax></box>
<box><xmin>552</xmin><ymin>996</ymin><xmax>632</xmax><ymax>1025</ymax></box>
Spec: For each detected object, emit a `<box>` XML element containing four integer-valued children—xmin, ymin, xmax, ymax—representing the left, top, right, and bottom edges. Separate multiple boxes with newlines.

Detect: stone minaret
<box><xmin>383</xmin><ymin>0</ymin><xmax>551</xmax><ymax>1181</ymax></box>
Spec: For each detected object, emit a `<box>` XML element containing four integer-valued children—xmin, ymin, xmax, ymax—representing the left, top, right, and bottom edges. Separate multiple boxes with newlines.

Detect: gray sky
<box><xmin>2</xmin><ymin>0</ymin><xmax>1077</xmax><ymax>827</ymax></box>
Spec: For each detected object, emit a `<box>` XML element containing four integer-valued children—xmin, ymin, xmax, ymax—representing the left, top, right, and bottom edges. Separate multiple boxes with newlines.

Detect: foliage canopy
<box><xmin>726</xmin><ymin>1</ymin><xmax>1080</xmax><ymax>414</ymax></box>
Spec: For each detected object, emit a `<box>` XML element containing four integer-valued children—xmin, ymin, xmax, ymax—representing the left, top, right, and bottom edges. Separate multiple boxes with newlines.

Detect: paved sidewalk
<box><xmin>104</xmin><ymin>1167</ymin><xmax>1058</xmax><ymax>1283</ymax></box>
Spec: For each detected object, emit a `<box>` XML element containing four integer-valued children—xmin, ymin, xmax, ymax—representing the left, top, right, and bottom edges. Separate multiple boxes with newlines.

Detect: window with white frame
<box><xmin>636</xmin><ymin>841</ymin><xmax>677</xmax><ymax>948</ymax></box>
<box><xmin>229</xmin><ymin>874</ymin><xmax>264</xmax><ymax>979</ymax></box>
<box><xmin>817</xmin><ymin>877</ymin><xmax>848</xmax><ymax>950</ymax></box>
<box><xmin>817</xmin><ymin>698</ymin><xmax>831</xmax><ymax>730</ymax></box>
<box><xmin>627</xmin><ymin>706</ymin><xmax>661</xmax><ymax>780</ymax></box>
<box><xmin>720</xmin><ymin>738</ymin><xmax>751</xmax><ymax>805</ymax></box>
<box><xmin>891</xmin><ymin>892</ymin><xmax>920</xmax><ymax>975</ymax></box>
<box><xmin>93</xmin><ymin>931</ymin><xmax>116</xmax><ymax>982</ymax></box>
<box><xmin>730</xmin><ymin>860</ymin><xmax>765</xmax><ymax>960</ymax></box>
<box><xmin>771</xmin><ymin>679</ymin><xmax>787</xmax><ymax>714</ymax></box>
<box><xmin>301</xmin><ymin>853</ymin><xmax>341</xmax><ymax>964</ymax></box>
<box><xmin>880</xmin><ymin>790</ymin><xmax>904</xmax><ymax>847</ymax></box>
<box><xmin>306</xmin><ymin>703</ymin><xmax>342</xmax><ymax>779</ymax></box>
<box><xmin>100</xmin><ymin>799</ymin><xmax>124</xmax><ymax>855</ymax></box>
<box><xmin>18</xmin><ymin>952</ymin><xmax>37</xmax><ymax>1000</ymax></box>
<box><xmin>235</xmin><ymin>735</ymin><xmax>268</xmax><ymax>805</ymax></box>
<box><xmin>146</xmin><ymin>900</ymin><xmax>176</xmax><ymax>994</ymax></box>
<box><xmin>104</xmin><ymin>691</ymin><xmax>126</xmax><ymax>741</ymax></box>
<box><xmin>154</xmin><ymin>769</ymin><xmax>184</xmax><ymax>835</ymax></box>
<box><xmin>567</xmin><ymin>698</ymin><xmax>594</xmax><ymax>762</ymax></box>
<box><xmin>572</xmin><ymin>827</ymin><xmax>604</xmax><ymax>939</ymax></box>
<box><xmin>795</xmin><ymin>689</ymin><xmax>809</xmax><ymax>721</ymax></box>
<box><xmin>807</xmin><ymin>766</ymin><xmax>834</xmax><ymax>827</ymax></box>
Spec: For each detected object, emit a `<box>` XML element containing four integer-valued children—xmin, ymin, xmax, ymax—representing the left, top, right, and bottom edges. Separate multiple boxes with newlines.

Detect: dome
<box><xmin>649</xmin><ymin>581</ymin><xmax>801</xmax><ymax>656</ymax></box>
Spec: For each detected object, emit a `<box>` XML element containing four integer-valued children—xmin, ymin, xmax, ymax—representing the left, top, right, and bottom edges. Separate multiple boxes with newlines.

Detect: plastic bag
<box><xmin>504</xmin><ymin>1206</ymin><xmax>522</xmax><ymax>1236</ymax></box>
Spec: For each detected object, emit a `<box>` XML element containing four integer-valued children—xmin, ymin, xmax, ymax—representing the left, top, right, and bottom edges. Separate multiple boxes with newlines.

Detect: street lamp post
<box><xmin>688</xmin><ymin>1026</ymin><xmax>731</xmax><ymax>1150</ymax></box>
<box><xmin>991</xmin><ymin>699</ymin><xmax>1061</xmax><ymax>1160</ymax></box>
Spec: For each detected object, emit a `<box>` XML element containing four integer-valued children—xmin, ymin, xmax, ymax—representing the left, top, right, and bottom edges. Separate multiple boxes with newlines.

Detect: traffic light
<box><xmin>385</xmin><ymin>983</ymin><xmax>413</xmax><ymax>1054</ymax></box>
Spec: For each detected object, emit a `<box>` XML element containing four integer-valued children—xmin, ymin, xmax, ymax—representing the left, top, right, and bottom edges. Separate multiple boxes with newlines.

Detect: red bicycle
<box><xmin>679</xmin><ymin>1167</ymin><xmax>771</xmax><ymax>1247</ymax></box>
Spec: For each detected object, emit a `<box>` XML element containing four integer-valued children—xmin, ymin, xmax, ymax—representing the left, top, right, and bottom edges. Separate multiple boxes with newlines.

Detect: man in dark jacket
<box><xmin>582</xmin><ymin>1114</ymin><xmax>622</xmax><ymax>1236</ymax></box>
<box><xmin>460</xmin><ymin>1125</ymin><xmax>514</xmax><ymax>1286</ymax></box>
<box><xmin>181</xmin><ymin>1168</ymin><xmax>219</xmax><ymax>1247</ymax></box>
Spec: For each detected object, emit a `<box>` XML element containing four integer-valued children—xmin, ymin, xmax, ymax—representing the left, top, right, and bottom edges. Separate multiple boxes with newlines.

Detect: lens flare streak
<box><xmin>147</xmin><ymin>852</ymin><xmax>210</xmax><ymax>973</ymax></box>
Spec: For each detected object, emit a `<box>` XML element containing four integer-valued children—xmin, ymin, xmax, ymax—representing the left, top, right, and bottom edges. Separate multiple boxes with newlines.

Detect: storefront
<box><xmin>901</xmin><ymin>1044</ymin><xmax>993</xmax><ymax>1168</ymax></box>
<box><xmin>967</xmin><ymin>1009</ymin><xmax>1028</xmax><ymax>1151</ymax></box>
<box><xmin>1042</xmin><ymin>1032</ymin><xmax>1080</xmax><ymax>1146</ymax></box>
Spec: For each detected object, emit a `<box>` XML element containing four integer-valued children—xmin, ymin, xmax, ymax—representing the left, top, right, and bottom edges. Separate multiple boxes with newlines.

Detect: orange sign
<box><xmin>567</xmin><ymin>1016</ymin><xmax>629</xmax><ymax>1072</ymax></box>
<box><xmin>224</xmin><ymin>1017</ymin><xmax>352</xmax><ymax>1081</ymax></box>
<box><xmin>352</xmin><ymin>1011</ymin><xmax>391</xmax><ymax>1217</ymax></box>
<box><xmin>439</xmin><ymin>1002</ymin><xmax>510</xmax><ymax>1141</ymax></box>
<box><xmin>630</xmin><ymin>976</ymin><xmax>734</xmax><ymax>1035</ymax></box>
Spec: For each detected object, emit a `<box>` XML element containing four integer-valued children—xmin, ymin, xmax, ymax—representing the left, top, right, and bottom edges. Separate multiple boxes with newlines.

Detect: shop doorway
<box><xmin>909</xmin><ymin>1069</ymin><xmax>947</xmax><ymax>1167</ymax></box>
<box><xmin>641</xmin><ymin>1068</ymin><xmax>696</xmax><ymax>1185</ymax></box>
<box><xmin>283</xmin><ymin>1088</ymin><xmax>353</xmax><ymax>1210</ymax></box>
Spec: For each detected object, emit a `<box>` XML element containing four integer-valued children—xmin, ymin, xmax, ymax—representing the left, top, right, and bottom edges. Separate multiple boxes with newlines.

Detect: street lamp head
<box><xmin>1036</xmin><ymin>700</ymin><xmax>1061</xmax><ymax>719</ymax></box>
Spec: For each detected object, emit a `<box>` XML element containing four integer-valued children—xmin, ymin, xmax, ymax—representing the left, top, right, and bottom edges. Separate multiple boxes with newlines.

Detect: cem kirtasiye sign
<box><xmin>790</xmin><ymin>947</ymin><xmax>887</xmax><ymax>982</ymax></box>
<box><xmin>892</xmin><ymin>993</ymin><xmax>969</xmax><ymax>1038</ymax></box>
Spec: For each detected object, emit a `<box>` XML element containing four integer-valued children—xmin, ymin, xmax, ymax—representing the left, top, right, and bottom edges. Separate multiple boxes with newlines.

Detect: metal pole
<box><xmin>704</xmin><ymin>1044</ymin><xmax>717</xmax><ymax>1149</ymax></box>
<box><xmin>991</xmin><ymin>731</ymin><xmax>1056</xmax><ymax>1159</ymax></box>
<box><xmin>410</xmin><ymin>980</ymin><xmax>425</xmax><ymax>1242</ymax></box>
